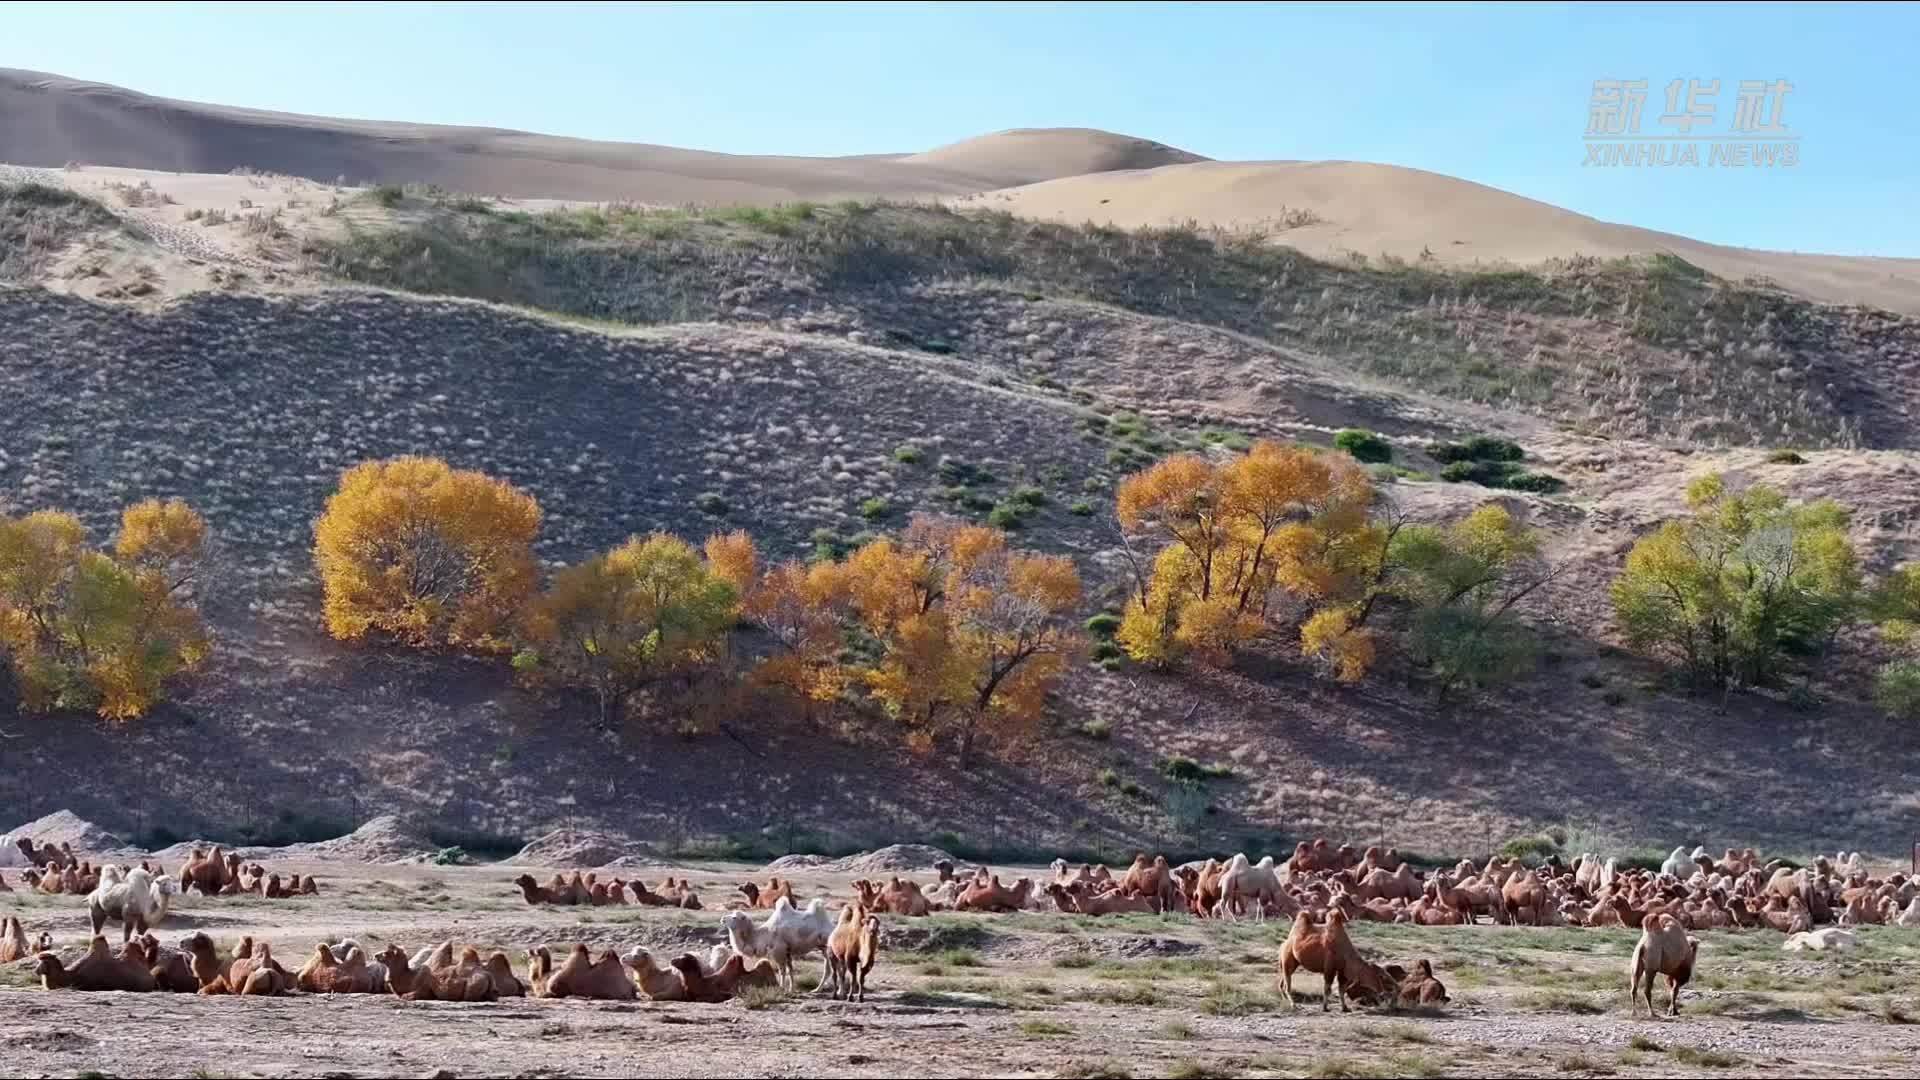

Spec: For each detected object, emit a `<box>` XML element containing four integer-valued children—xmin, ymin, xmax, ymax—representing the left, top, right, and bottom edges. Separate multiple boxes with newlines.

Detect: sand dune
<box><xmin>0</xmin><ymin>68</ymin><xmax>1194</xmax><ymax>204</ymax></box>
<box><xmin>959</xmin><ymin>160</ymin><xmax>1920</xmax><ymax>314</ymax></box>
<box><xmin>5</xmin><ymin>67</ymin><xmax>1915</xmax><ymax>312</ymax></box>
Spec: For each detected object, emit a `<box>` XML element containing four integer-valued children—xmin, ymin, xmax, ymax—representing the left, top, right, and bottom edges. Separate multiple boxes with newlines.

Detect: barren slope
<box><xmin>5</xmin><ymin>181</ymin><xmax>1920</xmax><ymax>860</ymax></box>
<box><xmin>960</xmin><ymin>160</ymin><xmax>1920</xmax><ymax>315</ymax></box>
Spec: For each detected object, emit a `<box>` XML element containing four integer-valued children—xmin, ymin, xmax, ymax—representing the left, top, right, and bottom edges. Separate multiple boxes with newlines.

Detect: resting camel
<box><xmin>954</xmin><ymin>875</ymin><xmax>1033</xmax><ymax>913</ymax></box>
<box><xmin>622</xmin><ymin>948</ymin><xmax>689</xmax><ymax>1001</ymax></box>
<box><xmin>297</xmin><ymin>943</ymin><xmax>384</xmax><ymax>994</ymax></box>
<box><xmin>1277</xmin><ymin>910</ymin><xmax>1388</xmax><ymax>1011</ymax></box>
<box><xmin>1628</xmin><ymin>913</ymin><xmax>1699</xmax><ymax>1018</ymax></box>
<box><xmin>737</xmin><ymin>878</ymin><xmax>795</xmax><ymax>910</ymax></box>
<box><xmin>671</xmin><ymin>952</ymin><xmax>778</xmax><ymax>1003</ymax></box>
<box><xmin>136</xmin><ymin>935</ymin><xmax>200</xmax><ymax>993</ymax></box>
<box><xmin>529</xmin><ymin>944</ymin><xmax>635</xmax><ymax>1001</ymax></box>
<box><xmin>1047</xmin><ymin>883</ymin><xmax>1157</xmax><ymax>915</ymax></box>
<box><xmin>1396</xmin><ymin>959</ymin><xmax>1450</xmax><ymax>1006</ymax></box>
<box><xmin>36</xmin><ymin>934</ymin><xmax>158</xmax><ymax>992</ymax></box>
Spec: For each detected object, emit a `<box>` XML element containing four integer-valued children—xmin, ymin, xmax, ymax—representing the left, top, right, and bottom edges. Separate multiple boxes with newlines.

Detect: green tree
<box><xmin>1870</xmin><ymin>564</ymin><xmax>1920</xmax><ymax>719</ymax></box>
<box><xmin>519</xmin><ymin>533</ymin><xmax>737</xmax><ymax>726</ymax></box>
<box><xmin>1611</xmin><ymin>474</ymin><xmax>1859</xmax><ymax>694</ymax></box>
<box><xmin>1389</xmin><ymin>503</ymin><xmax>1553</xmax><ymax>702</ymax></box>
<box><xmin>0</xmin><ymin>505</ymin><xmax>210</xmax><ymax>721</ymax></box>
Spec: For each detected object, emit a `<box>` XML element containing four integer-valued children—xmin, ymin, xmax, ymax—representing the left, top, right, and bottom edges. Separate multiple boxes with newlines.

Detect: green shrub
<box><xmin>860</xmin><ymin>497</ymin><xmax>890</xmax><ymax>520</ymax></box>
<box><xmin>987</xmin><ymin>505</ymin><xmax>1023</xmax><ymax>529</ymax></box>
<box><xmin>1078</xmin><ymin>718</ymin><xmax>1112</xmax><ymax>740</ymax></box>
<box><xmin>694</xmin><ymin>492</ymin><xmax>729</xmax><ymax>516</ymax></box>
<box><xmin>938</xmin><ymin>457</ymin><xmax>995</xmax><ymax>486</ymax></box>
<box><xmin>1503</xmin><ymin>470</ymin><xmax>1565</xmax><ymax>493</ymax></box>
<box><xmin>1090</xmin><ymin>641</ymin><xmax>1123</xmax><ymax>662</ymax></box>
<box><xmin>430</xmin><ymin>846</ymin><xmax>467</xmax><ymax>865</ymax></box>
<box><xmin>1440</xmin><ymin>461</ymin><xmax>1474</xmax><ymax>483</ymax></box>
<box><xmin>1877</xmin><ymin>660</ymin><xmax>1920</xmax><ymax>719</ymax></box>
<box><xmin>1766</xmin><ymin>448</ymin><xmax>1808</xmax><ymax>465</ymax></box>
<box><xmin>1431</xmin><ymin>434</ymin><xmax>1525</xmax><ymax>464</ymax></box>
<box><xmin>1333</xmin><ymin>428</ymin><xmax>1392</xmax><ymax>464</ymax></box>
<box><xmin>1069</xmin><ymin>499</ymin><xmax>1095</xmax><ymax>516</ymax></box>
<box><xmin>1096</xmin><ymin>767</ymin><xmax>1120</xmax><ymax>787</ymax></box>
<box><xmin>894</xmin><ymin>445</ymin><xmax>925</xmax><ymax>464</ymax></box>
<box><xmin>1085</xmin><ymin>613</ymin><xmax>1122</xmax><ymax>638</ymax></box>
<box><xmin>1011</xmin><ymin>485</ymin><xmax>1048</xmax><ymax>507</ymax></box>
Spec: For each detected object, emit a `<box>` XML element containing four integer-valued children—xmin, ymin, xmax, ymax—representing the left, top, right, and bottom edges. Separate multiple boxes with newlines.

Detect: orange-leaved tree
<box><xmin>852</xmin><ymin>515</ymin><xmax>1081</xmax><ymax>767</ymax></box>
<box><xmin>1115</xmin><ymin>441</ymin><xmax>1381</xmax><ymax>674</ymax></box>
<box><xmin>0</xmin><ymin>501</ymin><xmax>211</xmax><ymax>720</ymax></box>
<box><xmin>312</xmin><ymin>457</ymin><xmax>540</xmax><ymax>650</ymax></box>
<box><xmin>519</xmin><ymin>533</ymin><xmax>738</xmax><ymax>726</ymax></box>
<box><xmin>708</xmin><ymin>531</ymin><xmax>852</xmax><ymax>714</ymax></box>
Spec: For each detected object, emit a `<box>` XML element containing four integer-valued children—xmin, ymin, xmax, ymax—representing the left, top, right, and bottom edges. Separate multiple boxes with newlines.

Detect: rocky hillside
<box><xmin>3</xmin><ymin>176</ymin><xmax>1919</xmax><ymax>861</ymax></box>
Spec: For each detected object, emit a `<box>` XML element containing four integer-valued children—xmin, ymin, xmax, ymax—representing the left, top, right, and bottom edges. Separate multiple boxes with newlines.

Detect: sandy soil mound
<box><xmin>511</xmin><ymin>828</ymin><xmax>661</xmax><ymax>868</ymax></box>
<box><xmin>146</xmin><ymin>815</ymin><xmax>439</xmax><ymax>865</ymax></box>
<box><xmin>766</xmin><ymin>844</ymin><xmax>957</xmax><ymax>874</ymax></box>
<box><xmin>3</xmin><ymin>809</ymin><xmax>125</xmax><ymax>855</ymax></box>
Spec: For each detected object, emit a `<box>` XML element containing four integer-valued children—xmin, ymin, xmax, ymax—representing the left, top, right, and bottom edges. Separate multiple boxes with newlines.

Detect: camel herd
<box><xmin>8</xmin><ymin>831</ymin><xmax>1912</xmax><ymax>1019</ymax></box>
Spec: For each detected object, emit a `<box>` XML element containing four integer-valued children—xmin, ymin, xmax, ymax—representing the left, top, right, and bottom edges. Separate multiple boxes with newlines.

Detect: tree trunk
<box><xmin>957</xmin><ymin>714</ymin><xmax>978</xmax><ymax>770</ymax></box>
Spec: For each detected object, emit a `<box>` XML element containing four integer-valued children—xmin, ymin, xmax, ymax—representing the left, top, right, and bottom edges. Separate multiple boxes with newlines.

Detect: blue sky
<box><xmin>7</xmin><ymin>2</ymin><xmax>1914</xmax><ymax>255</ymax></box>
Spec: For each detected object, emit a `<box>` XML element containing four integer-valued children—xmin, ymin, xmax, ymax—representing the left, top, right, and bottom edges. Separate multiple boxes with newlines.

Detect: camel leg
<box><xmin>1281</xmin><ymin>954</ymin><xmax>1298</xmax><ymax>1010</ymax></box>
<box><xmin>1667</xmin><ymin>975</ymin><xmax>1681</xmax><ymax>1017</ymax></box>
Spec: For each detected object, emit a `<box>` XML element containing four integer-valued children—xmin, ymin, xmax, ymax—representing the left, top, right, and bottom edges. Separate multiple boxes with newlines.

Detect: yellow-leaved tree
<box><xmin>852</xmin><ymin>515</ymin><xmax>1081</xmax><ymax>767</ymax></box>
<box><xmin>0</xmin><ymin>500</ymin><xmax>211</xmax><ymax>720</ymax></box>
<box><xmin>1115</xmin><ymin>441</ymin><xmax>1381</xmax><ymax>675</ymax></box>
<box><xmin>519</xmin><ymin>533</ymin><xmax>738</xmax><ymax>726</ymax></box>
<box><xmin>312</xmin><ymin>457</ymin><xmax>540</xmax><ymax>650</ymax></box>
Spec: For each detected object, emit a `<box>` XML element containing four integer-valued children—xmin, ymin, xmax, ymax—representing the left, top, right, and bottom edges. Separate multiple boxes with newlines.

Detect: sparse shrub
<box><xmin>694</xmin><ymin>492</ymin><xmax>729</xmax><ymax>516</ymax></box>
<box><xmin>430</xmin><ymin>846</ymin><xmax>467</xmax><ymax>866</ymax></box>
<box><xmin>1334</xmin><ymin>428</ymin><xmax>1392</xmax><ymax>463</ymax></box>
<box><xmin>1011</xmin><ymin>486</ymin><xmax>1047</xmax><ymax>507</ymax></box>
<box><xmin>1440</xmin><ymin>461</ymin><xmax>1474</xmax><ymax>483</ymax></box>
<box><xmin>1096</xmin><ymin>767</ymin><xmax>1120</xmax><ymax>787</ymax></box>
<box><xmin>1163</xmin><ymin>780</ymin><xmax>1209</xmax><ymax>836</ymax></box>
<box><xmin>1069</xmin><ymin>499</ymin><xmax>1095</xmax><ymax>516</ymax></box>
<box><xmin>1078</xmin><ymin>717</ymin><xmax>1112</xmax><ymax>739</ymax></box>
<box><xmin>860</xmin><ymin>497</ymin><xmax>890</xmax><ymax>520</ymax></box>
<box><xmin>894</xmin><ymin>445</ymin><xmax>925</xmax><ymax>464</ymax></box>
<box><xmin>1085</xmin><ymin>613</ymin><xmax>1122</xmax><ymax>638</ymax></box>
<box><xmin>370</xmin><ymin>184</ymin><xmax>405</xmax><ymax>207</ymax></box>
<box><xmin>1090</xmin><ymin>641</ymin><xmax>1123</xmax><ymax>662</ymax></box>
<box><xmin>312</xmin><ymin>456</ymin><xmax>540</xmax><ymax>650</ymax></box>
<box><xmin>1767</xmin><ymin>448</ymin><xmax>1808</xmax><ymax>465</ymax></box>
<box><xmin>199</xmin><ymin>208</ymin><xmax>227</xmax><ymax>226</ymax></box>
<box><xmin>987</xmin><ymin>505</ymin><xmax>1023</xmax><ymax>529</ymax></box>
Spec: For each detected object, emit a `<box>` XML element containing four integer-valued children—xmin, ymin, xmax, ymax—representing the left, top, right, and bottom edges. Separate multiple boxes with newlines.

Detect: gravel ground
<box><xmin>4</xmin><ymin>858</ymin><xmax>1918</xmax><ymax>1078</ymax></box>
